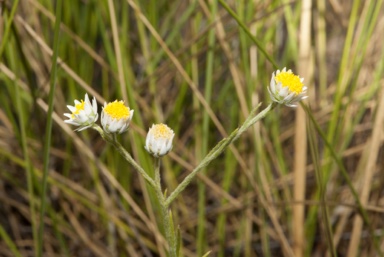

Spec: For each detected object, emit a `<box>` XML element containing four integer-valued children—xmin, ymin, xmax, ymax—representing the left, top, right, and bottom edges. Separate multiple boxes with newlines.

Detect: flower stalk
<box><xmin>165</xmin><ymin>102</ymin><xmax>276</xmax><ymax>207</ymax></box>
<box><xmin>91</xmin><ymin>103</ymin><xmax>276</xmax><ymax>256</ymax></box>
<box><xmin>153</xmin><ymin>158</ymin><xmax>177</xmax><ymax>257</ymax></box>
<box><xmin>92</xmin><ymin>124</ymin><xmax>157</xmax><ymax>189</ymax></box>
<box><xmin>64</xmin><ymin>67</ymin><xmax>305</xmax><ymax>256</ymax></box>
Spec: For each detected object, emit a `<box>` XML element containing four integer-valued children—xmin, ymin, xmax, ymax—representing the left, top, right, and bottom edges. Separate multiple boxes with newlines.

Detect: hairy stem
<box><xmin>154</xmin><ymin>158</ymin><xmax>177</xmax><ymax>257</ymax></box>
<box><xmin>93</xmin><ymin>125</ymin><xmax>157</xmax><ymax>188</ymax></box>
<box><xmin>165</xmin><ymin>103</ymin><xmax>276</xmax><ymax>207</ymax></box>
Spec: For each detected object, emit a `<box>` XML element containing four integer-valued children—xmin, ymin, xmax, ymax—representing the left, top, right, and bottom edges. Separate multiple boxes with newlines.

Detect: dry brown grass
<box><xmin>0</xmin><ymin>0</ymin><xmax>383</xmax><ymax>256</ymax></box>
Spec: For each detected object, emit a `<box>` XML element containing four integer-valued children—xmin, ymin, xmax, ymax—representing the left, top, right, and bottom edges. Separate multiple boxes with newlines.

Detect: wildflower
<box><xmin>268</xmin><ymin>67</ymin><xmax>307</xmax><ymax>107</ymax></box>
<box><xmin>64</xmin><ymin>94</ymin><xmax>98</xmax><ymax>131</ymax></box>
<box><xmin>101</xmin><ymin>100</ymin><xmax>134</xmax><ymax>134</ymax></box>
<box><xmin>145</xmin><ymin>123</ymin><xmax>174</xmax><ymax>157</ymax></box>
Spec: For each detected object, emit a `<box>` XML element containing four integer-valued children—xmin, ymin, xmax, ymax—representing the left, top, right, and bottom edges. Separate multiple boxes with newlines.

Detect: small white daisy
<box><xmin>64</xmin><ymin>94</ymin><xmax>98</xmax><ymax>131</ymax></box>
<box><xmin>101</xmin><ymin>100</ymin><xmax>133</xmax><ymax>134</ymax></box>
<box><xmin>145</xmin><ymin>124</ymin><xmax>174</xmax><ymax>158</ymax></box>
<box><xmin>268</xmin><ymin>67</ymin><xmax>307</xmax><ymax>107</ymax></box>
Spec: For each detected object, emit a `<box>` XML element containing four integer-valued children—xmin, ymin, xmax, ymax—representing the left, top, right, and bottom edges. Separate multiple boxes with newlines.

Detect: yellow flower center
<box><xmin>71</xmin><ymin>100</ymin><xmax>85</xmax><ymax>118</ymax></box>
<box><xmin>152</xmin><ymin>124</ymin><xmax>172</xmax><ymax>139</ymax></box>
<box><xmin>275</xmin><ymin>71</ymin><xmax>303</xmax><ymax>94</ymax></box>
<box><xmin>104</xmin><ymin>100</ymin><xmax>130</xmax><ymax>119</ymax></box>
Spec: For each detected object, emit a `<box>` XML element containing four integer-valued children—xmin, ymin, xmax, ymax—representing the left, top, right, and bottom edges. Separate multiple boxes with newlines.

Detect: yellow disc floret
<box><xmin>72</xmin><ymin>100</ymin><xmax>85</xmax><ymax>118</ymax></box>
<box><xmin>104</xmin><ymin>100</ymin><xmax>130</xmax><ymax>119</ymax></box>
<box><xmin>275</xmin><ymin>71</ymin><xmax>304</xmax><ymax>94</ymax></box>
<box><xmin>153</xmin><ymin>123</ymin><xmax>173</xmax><ymax>139</ymax></box>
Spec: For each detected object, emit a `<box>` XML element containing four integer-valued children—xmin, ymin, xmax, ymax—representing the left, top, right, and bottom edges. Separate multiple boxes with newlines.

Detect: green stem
<box><xmin>165</xmin><ymin>103</ymin><xmax>276</xmax><ymax>207</ymax></box>
<box><xmin>93</xmin><ymin>101</ymin><xmax>275</xmax><ymax>257</ymax></box>
<box><xmin>154</xmin><ymin>157</ymin><xmax>161</xmax><ymax>188</ymax></box>
<box><xmin>307</xmin><ymin>118</ymin><xmax>337</xmax><ymax>257</ymax></box>
<box><xmin>0</xmin><ymin>224</ymin><xmax>23</xmax><ymax>257</ymax></box>
<box><xmin>154</xmin><ymin>158</ymin><xmax>177</xmax><ymax>257</ymax></box>
<box><xmin>38</xmin><ymin>0</ymin><xmax>62</xmax><ymax>256</ymax></box>
<box><xmin>217</xmin><ymin>0</ymin><xmax>278</xmax><ymax>69</ymax></box>
<box><xmin>0</xmin><ymin>0</ymin><xmax>20</xmax><ymax>61</ymax></box>
<box><xmin>94</xmin><ymin>126</ymin><xmax>178</xmax><ymax>254</ymax></box>
<box><xmin>8</xmin><ymin>26</ymin><xmax>38</xmax><ymax>256</ymax></box>
<box><xmin>92</xmin><ymin>125</ymin><xmax>157</xmax><ymax>189</ymax></box>
<box><xmin>302</xmin><ymin>103</ymin><xmax>383</xmax><ymax>256</ymax></box>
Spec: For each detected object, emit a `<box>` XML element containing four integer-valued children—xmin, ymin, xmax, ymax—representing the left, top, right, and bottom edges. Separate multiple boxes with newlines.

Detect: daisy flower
<box><xmin>145</xmin><ymin>123</ymin><xmax>174</xmax><ymax>157</ymax></box>
<box><xmin>268</xmin><ymin>67</ymin><xmax>307</xmax><ymax>107</ymax></box>
<box><xmin>101</xmin><ymin>100</ymin><xmax>134</xmax><ymax>134</ymax></box>
<box><xmin>64</xmin><ymin>94</ymin><xmax>98</xmax><ymax>131</ymax></box>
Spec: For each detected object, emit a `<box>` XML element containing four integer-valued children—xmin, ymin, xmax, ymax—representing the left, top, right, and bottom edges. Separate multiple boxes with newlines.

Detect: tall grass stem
<box><xmin>302</xmin><ymin>103</ymin><xmax>383</xmax><ymax>256</ymax></box>
<box><xmin>217</xmin><ymin>0</ymin><xmax>278</xmax><ymax>69</ymax></box>
<box><xmin>0</xmin><ymin>0</ymin><xmax>20</xmax><ymax>60</ymax></box>
<box><xmin>38</xmin><ymin>0</ymin><xmax>63</xmax><ymax>256</ymax></box>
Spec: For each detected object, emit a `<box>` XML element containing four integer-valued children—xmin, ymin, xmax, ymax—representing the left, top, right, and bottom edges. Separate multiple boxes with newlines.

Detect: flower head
<box><xmin>64</xmin><ymin>94</ymin><xmax>98</xmax><ymax>131</ymax></box>
<box><xmin>145</xmin><ymin>123</ymin><xmax>174</xmax><ymax>157</ymax></box>
<box><xmin>101</xmin><ymin>100</ymin><xmax>134</xmax><ymax>134</ymax></box>
<box><xmin>268</xmin><ymin>67</ymin><xmax>307</xmax><ymax>107</ymax></box>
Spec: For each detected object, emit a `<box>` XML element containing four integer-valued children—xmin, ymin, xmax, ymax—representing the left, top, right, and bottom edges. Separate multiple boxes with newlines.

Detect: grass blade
<box><xmin>38</xmin><ymin>0</ymin><xmax>63</xmax><ymax>256</ymax></box>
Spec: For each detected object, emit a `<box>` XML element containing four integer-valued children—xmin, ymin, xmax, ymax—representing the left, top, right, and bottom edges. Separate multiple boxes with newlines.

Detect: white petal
<box><xmin>67</xmin><ymin>105</ymin><xmax>76</xmax><ymax>112</ymax></box>
<box><xmin>279</xmin><ymin>86</ymin><xmax>289</xmax><ymax>97</ymax></box>
<box><xmin>129</xmin><ymin>110</ymin><xmax>134</xmax><ymax>121</ymax></box>
<box><xmin>76</xmin><ymin>124</ymin><xmax>93</xmax><ymax>131</ymax></box>
<box><xmin>283</xmin><ymin>93</ymin><xmax>295</xmax><ymax>102</ymax></box>
<box><xmin>270</xmin><ymin>76</ymin><xmax>276</xmax><ymax>92</ymax></box>
<box><xmin>276</xmin><ymin>82</ymin><xmax>283</xmax><ymax>91</ymax></box>
<box><xmin>84</xmin><ymin>104</ymin><xmax>92</xmax><ymax>114</ymax></box>
<box><xmin>93</xmin><ymin>113</ymin><xmax>98</xmax><ymax>122</ymax></box>
<box><xmin>65</xmin><ymin>120</ymin><xmax>80</xmax><ymax>126</ymax></box>
<box><xmin>92</xmin><ymin>97</ymin><xmax>98</xmax><ymax>113</ymax></box>
<box><xmin>84</xmin><ymin>94</ymin><xmax>91</xmax><ymax>106</ymax></box>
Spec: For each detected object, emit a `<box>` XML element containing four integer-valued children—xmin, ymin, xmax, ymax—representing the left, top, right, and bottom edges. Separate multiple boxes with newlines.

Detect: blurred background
<box><xmin>0</xmin><ymin>0</ymin><xmax>383</xmax><ymax>256</ymax></box>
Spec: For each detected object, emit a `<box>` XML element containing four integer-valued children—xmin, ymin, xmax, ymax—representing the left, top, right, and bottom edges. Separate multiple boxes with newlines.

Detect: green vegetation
<box><xmin>0</xmin><ymin>0</ymin><xmax>383</xmax><ymax>256</ymax></box>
